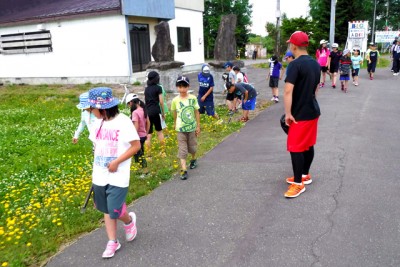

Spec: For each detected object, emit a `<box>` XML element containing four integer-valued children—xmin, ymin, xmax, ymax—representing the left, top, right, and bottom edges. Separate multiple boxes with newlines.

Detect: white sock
<box><xmin>294</xmin><ymin>182</ymin><xmax>303</xmax><ymax>185</ymax></box>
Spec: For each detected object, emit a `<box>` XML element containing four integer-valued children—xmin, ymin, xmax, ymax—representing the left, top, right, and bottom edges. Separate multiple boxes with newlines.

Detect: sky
<box><xmin>249</xmin><ymin>0</ymin><xmax>310</xmax><ymax>36</ymax></box>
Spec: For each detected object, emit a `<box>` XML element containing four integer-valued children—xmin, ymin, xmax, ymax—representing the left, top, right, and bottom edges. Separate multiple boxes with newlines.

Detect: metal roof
<box><xmin>0</xmin><ymin>0</ymin><xmax>121</xmax><ymax>25</ymax></box>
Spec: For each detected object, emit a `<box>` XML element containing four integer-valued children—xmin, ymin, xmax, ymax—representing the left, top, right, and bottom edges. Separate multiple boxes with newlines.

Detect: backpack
<box><xmin>241</xmin><ymin>72</ymin><xmax>249</xmax><ymax>83</ymax></box>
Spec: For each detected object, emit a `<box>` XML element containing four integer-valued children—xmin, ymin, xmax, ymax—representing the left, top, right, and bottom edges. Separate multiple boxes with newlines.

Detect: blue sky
<box><xmin>249</xmin><ymin>0</ymin><xmax>310</xmax><ymax>35</ymax></box>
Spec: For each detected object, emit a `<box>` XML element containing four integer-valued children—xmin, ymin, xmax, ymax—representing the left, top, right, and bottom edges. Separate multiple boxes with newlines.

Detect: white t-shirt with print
<box><xmin>89</xmin><ymin>113</ymin><xmax>139</xmax><ymax>188</ymax></box>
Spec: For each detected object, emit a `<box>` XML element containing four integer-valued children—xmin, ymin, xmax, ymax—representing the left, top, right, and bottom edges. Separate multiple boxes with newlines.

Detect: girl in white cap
<box><xmin>316</xmin><ymin>40</ymin><xmax>330</xmax><ymax>88</ymax></box>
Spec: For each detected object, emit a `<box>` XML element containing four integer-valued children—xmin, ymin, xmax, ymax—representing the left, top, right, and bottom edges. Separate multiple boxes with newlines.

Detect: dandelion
<box><xmin>2</xmin><ymin>262</ymin><xmax>8</xmax><ymax>267</ymax></box>
<box><xmin>27</xmin><ymin>242</ymin><xmax>32</xmax><ymax>247</ymax></box>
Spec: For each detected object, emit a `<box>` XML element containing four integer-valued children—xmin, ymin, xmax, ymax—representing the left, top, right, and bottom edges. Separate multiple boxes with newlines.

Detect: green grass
<box><xmin>0</xmin><ymin>84</ymin><xmax>248</xmax><ymax>267</ymax></box>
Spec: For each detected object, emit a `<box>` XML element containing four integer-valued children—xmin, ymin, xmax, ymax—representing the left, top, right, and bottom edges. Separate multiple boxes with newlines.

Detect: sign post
<box><xmin>346</xmin><ymin>21</ymin><xmax>369</xmax><ymax>53</ymax></box>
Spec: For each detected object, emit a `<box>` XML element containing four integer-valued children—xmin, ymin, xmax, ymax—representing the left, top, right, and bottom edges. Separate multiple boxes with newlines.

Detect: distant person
<box><xmin>351</xmin><ymin>49</ymin><xmax>363</xmax><ymax>86</ymax></box>
<box><xmin>198</xmin><ymin>64</ymin><xmax>218</xmax><ymax>119</ymax></box>
<box><xmin>392</xmin><ymin>39</ymin><xmax>400</xmax><ymax>76</ymax></box>
<box><xmin>365</xmin><ymin>43</ymin><xmax>380</xmax><ymax>80</ymax></box>
<box><xmin>390</xmin><ymin>36</ymin><xmax>398</xmax><ymax>72</ymax></box>
<box><xmin>327</xmin><ymin>43</ymin><xmax>342</xmax><ymax>88</ymax></box>
<box><xmin>252</xmin><ymin>50</ymin><xmax>257</xmax><ymax>60</ymax></box>
<box><xmin>284</xmin><ymin>31</ymin><xmax>321</xmax><ymax>198</ymax></box>
<box><xmin>144</xmin><ymin>71</ymin><xmax>166</xmax><ymax>158</ymax></box>
<box><xmin>88</xmin><ymin>87</ymin><xmax>141</xmax><ymax>258</ymax></box>
<box><xmin>316</xmin><ymin>39</ymin><xmax>330</xmax><ymax>88</ymax></box>
<box><xmin>72</xmin><ymin>92</ymin><xmax>99</xmax><ymax>144</ymax></box>
<box><xmin>171</xmin><ymin>76</ymin><xmax>200</xmax><ymax>180</ymax></box>
<box><xmin>223</xmin><ymin>61</ymin><xmax>238</xmax><ymax>115</ymax></box>
<box><xmin>225</xmin><ymin>82</ymin><xmax>257</xmax><ymax>122</ymax></box>
<box><xmin>266</xmin><ymin>55</ymin><xmax>284</xmax><ymax>103</ymax></box>
<box><xmin>339</xmin><ymin>49</ymin><xmax>352</xmax><ymax>93</ymax></box>
<box><xmin>126</xmin><ymin>93</ymin><xmax>150</xmax><ymax>170</ymax></box>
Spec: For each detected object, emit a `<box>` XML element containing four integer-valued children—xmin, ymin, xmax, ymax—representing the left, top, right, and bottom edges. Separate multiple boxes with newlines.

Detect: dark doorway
<box><xmin>129</xmin><ymin>24</ymin><xmax>151</xmax><ymax>73</ymax></box>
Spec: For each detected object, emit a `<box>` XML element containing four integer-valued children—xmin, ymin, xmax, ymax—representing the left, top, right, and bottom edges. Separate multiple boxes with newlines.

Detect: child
<box><xmin>266</xmin><ymin>55</ymin><xmax>284</xmax><ymax>103</ymax></box>
<box><xmin>88</xmin><ymin>87</ymin><xmax>141</xmax><ymax>258</ymax></box>
<box><xmin>328</xmin><ymin>43</ymin><xmax>342</xmax><ymax>88</ymax></box>
<box><xmin>233</xmin><ymin>66</ymin><xmax>249</xmax><ymax>83</ymax></box>
<box><xmin>223</xmin><ymin>61</ymin><xmax>238</xmax><ymax>115</ymax></box>
<box><xmin>283</xmin><ymin>50</ymin><xmax>295</xmax><ymax>76</ymax></box>
<box><xmin>339</xmin><ymin>49</ymin><xmax>352</xmax><ymax>93</ymax></box>
<box><xmin>316</xmin><ymin>40</ymin><xmax>330</xmax><ymax>87</ymax></box>
<box><xmin>198</xmin><ymin>64</ymin><xmax>218</xmax><ymax>119</ymax></box>
<box><xmin>225</xmin><ymin>82</ymin><xmax>257</xmax><ymax>122</ymax></box>
<box><xmin>366</xmin><ymin>43</ymin><xmax>380</xmax><ymax>80</ymax></box>
<box><xmin>144</xmin><ymin>71</ymin><xmax>166</xmax><ymax>158</ymax></box>
<box><xmin>351</xmin><ymin>49</ymin><xmax>363</xmax><ymax>86</ymax></box>
<box><xmin>126</xmin><ymin>93</ymin><xmax>150</xmax><ymax>169</ymax></box>
<box><xmin>170</xmin><ymin>76</ymin><xmax>200</xmax><ymax>180</ymax></box>
<box><xmin>72</xmin><ymin>92</ymin><xmax>99</xmax><ymax>144</ymax></box>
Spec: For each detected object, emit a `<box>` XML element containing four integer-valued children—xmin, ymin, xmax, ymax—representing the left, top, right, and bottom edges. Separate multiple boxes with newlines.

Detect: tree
<box><xmin>203</xmin><ymin>0</ymin><xmax>253</xmax><ymax>59</ymax></box>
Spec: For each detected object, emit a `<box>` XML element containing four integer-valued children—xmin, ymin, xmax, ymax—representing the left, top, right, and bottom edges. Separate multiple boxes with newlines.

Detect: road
<box><xmin>46</xmin><ymin>64</ymin><xmax>400</xmax><ymax>267</ymax></box>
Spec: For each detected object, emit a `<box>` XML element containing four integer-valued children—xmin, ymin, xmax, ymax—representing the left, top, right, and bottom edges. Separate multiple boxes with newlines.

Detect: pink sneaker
<box><xmin>102</xmin><ymin>240</ymin><xmax>121</xmax><ymax>258</ymax></box>
<box><xmin>124</xmin><ymin>212</ymin><xmax>137</xmax><ymax>242</ymax></box>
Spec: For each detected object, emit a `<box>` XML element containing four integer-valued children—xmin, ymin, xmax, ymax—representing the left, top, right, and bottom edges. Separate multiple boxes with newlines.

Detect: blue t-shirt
<box><xmin>269</xmin><ymin>62</ymin><xmax>282</xmax><ymax>78</ymax></box>
<box><xmin>198</xmin><ymin>73</ymin><xmax>215</xmax><ymax>103</ymax></box>
<box><xmin>351</xmin><ymin>55</ymin><xmax>362</xmax><ymax>69</ymax></box>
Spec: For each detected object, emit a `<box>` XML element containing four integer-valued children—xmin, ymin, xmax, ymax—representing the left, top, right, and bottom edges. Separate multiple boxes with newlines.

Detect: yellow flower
<box><xmin>2</xmin><ymin>262</ymin><xmax>8</xmax><ymax>267</ymax></box>
<box><xmin>4</xmin><ymin>203</ymin><xmax>9</xmax><ymax>209</ymax></box>
<box><xmin>57</xmin><ymin>222</ymin><xmax>62</xmax><ymax>226</ymax></box>
<box><xmin>27</xmin><ymin>242</ymin><xmax>32</xmax><ymax>247</ymax></box>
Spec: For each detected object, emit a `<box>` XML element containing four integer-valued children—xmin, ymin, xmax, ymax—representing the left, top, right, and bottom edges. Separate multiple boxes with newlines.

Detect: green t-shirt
<box><xmin>158</xmin><ymin>84</ymin><xmax>169</xmax><ymax>114</ymax></box>
<box><xmin>170</xmin><ymin>94</ymin><xmax>200</xmax><ymax>132</ymax></box>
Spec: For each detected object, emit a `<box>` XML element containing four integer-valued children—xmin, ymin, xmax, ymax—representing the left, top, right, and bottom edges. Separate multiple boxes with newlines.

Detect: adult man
<box><xmin>283</xmin><ymin>31</ymin><xmax>321</xmax><ymax>198</ymax></box>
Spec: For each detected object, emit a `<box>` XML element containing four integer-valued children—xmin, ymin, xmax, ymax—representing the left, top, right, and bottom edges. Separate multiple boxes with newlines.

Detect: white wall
<box><xmin>0</xmin><ymin>14</ymin><xmax>131</xmax><ymax>83</ymax></box>
<box><xmin>169</xmin><ymin>8</ymin><xmax>205</xmax><ymax>68</ymax></box>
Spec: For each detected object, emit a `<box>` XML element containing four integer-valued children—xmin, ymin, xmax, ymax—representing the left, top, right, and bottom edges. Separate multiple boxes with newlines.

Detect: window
<box><xmin>177</xmin><ymin>27</ymin><xmax>191</xmax><ymax>52</ymax></box>
<box><xmin>0</xmin><ymin>30</ymin><xmax>52</xmax><ymax>55</ymax></box>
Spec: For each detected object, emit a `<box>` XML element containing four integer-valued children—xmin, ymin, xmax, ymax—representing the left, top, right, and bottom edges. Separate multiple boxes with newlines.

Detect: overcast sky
<box><xmin>249</xmin><ymin>0</ymin><xmax>310</xmax><ymax>35</ymax></box>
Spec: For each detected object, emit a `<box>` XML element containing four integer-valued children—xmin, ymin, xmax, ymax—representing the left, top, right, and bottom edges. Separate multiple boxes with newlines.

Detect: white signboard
<box><xmin>375</xmin><ymin>31</ymin><xmax>400</xmax><ymax>43</ymax></box>
<box><xmin>346</xmin><ymin>21</ymin><xmax>369</xmax><ymax>53</ymax></box>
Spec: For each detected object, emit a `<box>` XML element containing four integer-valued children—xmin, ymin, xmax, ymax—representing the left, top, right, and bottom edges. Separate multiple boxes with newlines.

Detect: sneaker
<box><xmin>274</xmin><ymin>97</ymin><xmax>279</xmax><ymax>103</ymax></box>
<box><xmin>354</xmin><ymin>83</ymin><xmax>358</xmax><ymax>86</ymax></box>
<box><xmin>284</xmin><ymin>183</ymin><xmax>306</xmax><ymax>198</ymax></box>
<box><xmin>319</xmin><ymin>83</ymin><xmax>323</xmax><ymax>88</ymax></box>
<box><xmin>344</xmin><ymin>88</ymin><xmax>348</xmax><ymax>93</ymax></box>
<box><xmin>370</xmin><ymin>76</ymin><xmax>373</xmax><ymax>80</ymax></box>
<box><xmin>270</xmin><ymin>96</ymin><xmax>275</xmax><ymax>101</ymax></box>
<box><xmin>286</xmin><ymin>174</ymin><xmax>312</xmax><ymax>185</ymax></box>
<box><xmin>228</xmin><ymin>110</ymin><xmax>234</xmax><ymax>116</ymax></box>
<box><xmin>332</xmin><ymin>84</ymin><xmax>336</xmax><ymax>89</ymax></box>
<box><xmin>180</xmin><ymin>170</ymin><xmax>188</xmax><ymax>180</ymax></box>
<box><xmin>189</xmin><ymin>159</ymin><xmax>197</xmax><ymax>169</ymax></box>
<box><xmin>102</xmin><ymin>240</ymin><xmax>121</xmax><ymax>258</ymax></box>
<box><xmin>124</xmin><ymin>212</ymin><xmax>137</xmax><ymax>242</ymax></box>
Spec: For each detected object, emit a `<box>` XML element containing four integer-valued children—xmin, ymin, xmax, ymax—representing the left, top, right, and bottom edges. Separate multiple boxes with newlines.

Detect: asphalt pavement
<box><xmin>46</xmin><ymin>63</ymin><xmax>400</xmax><ymax>267</ymax></box>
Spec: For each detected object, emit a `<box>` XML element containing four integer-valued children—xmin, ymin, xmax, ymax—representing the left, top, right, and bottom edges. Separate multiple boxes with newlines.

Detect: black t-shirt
<box><xmin>329</xmin><ymin>50</ymin><xmax>342</xmax><ymax>66</ymax></box>
<box><xmin>144</xmin><ymin>84</ymin><xmax>163</xmax><ymax>115</ymax></box>
<box><xmin>234</xmin><ymin>83</ymin><xmax>257</xmax><ymax>100</ymax></box>
<box><xmin>285</xmin><ymin>55</ymin><xmax>321</xmax><ymax>121</ymax></box>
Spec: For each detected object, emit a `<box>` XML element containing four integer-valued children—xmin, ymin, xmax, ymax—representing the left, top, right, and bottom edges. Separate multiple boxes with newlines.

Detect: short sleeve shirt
<box><xmin>269</xmin><ymin>62</ymin><xmax>282</xmax><ymax>77</ymax></box>
<box><xmin>198</xmin><ymin>73</ymin><xmax>215</xmax><ymax>103</ymax></box>
<box><xmin>284</xmin><ymin>55</ymin><xmax>321</xmax><ymax>121</ymax></box>
<box><xmin>144</xmin><ymin>84</ymin><xmax>163</xmax><ymax>116</ymax></box>
<box><xmin>89</xmin><ymin>114</ymin><xmax>140</xmax><ymax>187</ymax></box>
<box><xmin>234</xmin><ymin>83</ymin><xmax>257</xmax><ymax>100</ymax></box>
<box><xmin>170</xmin><ymin>95</ymin><xmax>200</xmax><ymax>132</ymax></box>
<box><xmin>229</xmin><ymin>70</ymin><xmax>237</xmax><ymax>84</ymax></box>
<box><xmin>131</xmin><ymin>108</ymin><xmax>147</xmax><ymax>138</ymax></box>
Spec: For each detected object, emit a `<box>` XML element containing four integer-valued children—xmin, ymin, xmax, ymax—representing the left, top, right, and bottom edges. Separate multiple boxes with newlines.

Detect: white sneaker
<box><xmin>123</xmin><ymin>212</ymin><xmax>137</xmax><ymax>242</ymax></box>
<box><xmin>274</xmin><ymin>97</ymin><xmax>279</xmax><ymax>103</ymax></box>
<box><xmin>270</xmin><ymin>96</ymin><xmax>275</xmax><ymax>101</ymax></box>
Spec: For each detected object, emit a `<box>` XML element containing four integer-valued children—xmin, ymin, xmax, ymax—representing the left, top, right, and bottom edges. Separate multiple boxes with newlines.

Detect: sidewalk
<box><xmin>46</xmin><ymin>67</ymin><xmax>400</xmax><ymax>267</ymax></box>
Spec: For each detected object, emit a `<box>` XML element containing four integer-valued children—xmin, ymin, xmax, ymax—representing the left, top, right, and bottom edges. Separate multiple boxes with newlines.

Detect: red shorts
<box><xmin>287</xmin><ymin>117</ymin><xmax>319</xmax><ymax>152</ymax></box>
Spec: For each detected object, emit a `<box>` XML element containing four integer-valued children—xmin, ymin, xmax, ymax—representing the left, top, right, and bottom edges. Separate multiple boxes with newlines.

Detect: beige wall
<box><xmin>175</xmin><ymin>0</ymin><xmax>204</xmax><ymax>12</ymax></box>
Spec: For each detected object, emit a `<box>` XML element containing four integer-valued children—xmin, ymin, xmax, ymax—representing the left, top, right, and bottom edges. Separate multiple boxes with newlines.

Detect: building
<box><xmin>0</xmin><ymin>0</ymin><xmax>205</xmax><ymax>84</ymax></box>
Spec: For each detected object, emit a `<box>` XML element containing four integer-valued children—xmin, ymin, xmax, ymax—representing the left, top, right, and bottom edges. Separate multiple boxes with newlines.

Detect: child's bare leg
<box><xmin>180</xmin><ymin>158</ymin><xmax>187</xmax><ymax>171</ymax></box>
<box><xmin>104</xmin><ymin>214</ymin><xmax>118</xmax><ymax>241</ymax></box>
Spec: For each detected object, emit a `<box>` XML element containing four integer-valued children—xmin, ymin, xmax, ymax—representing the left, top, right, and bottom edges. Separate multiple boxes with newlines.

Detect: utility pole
<box><xmin>329</xmin><ymin>0</ymin><xmax>336</xmax><ymax>48</ymax></box>
<box><xmin>372</xmin><ymin>0</ymin><xmax>377</xmax><ymax>43</ymax></box>
<box><xmin>275</xmin><ymin>0</ymin><xmax>281</xmax><ymax>57</ymax></box>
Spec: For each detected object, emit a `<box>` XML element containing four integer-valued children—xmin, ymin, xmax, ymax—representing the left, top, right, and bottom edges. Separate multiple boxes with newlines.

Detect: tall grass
<box><xmin>0</xmin><ymin>84</ymin><xmax>244</xmax><ymax>266</ymax></box>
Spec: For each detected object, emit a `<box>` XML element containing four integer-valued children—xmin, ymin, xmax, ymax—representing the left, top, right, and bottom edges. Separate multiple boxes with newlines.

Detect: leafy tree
<box><xmin>203</xmin><ymin>0</ymin><xmax>253</xmax><ymax>58</ymax></box>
